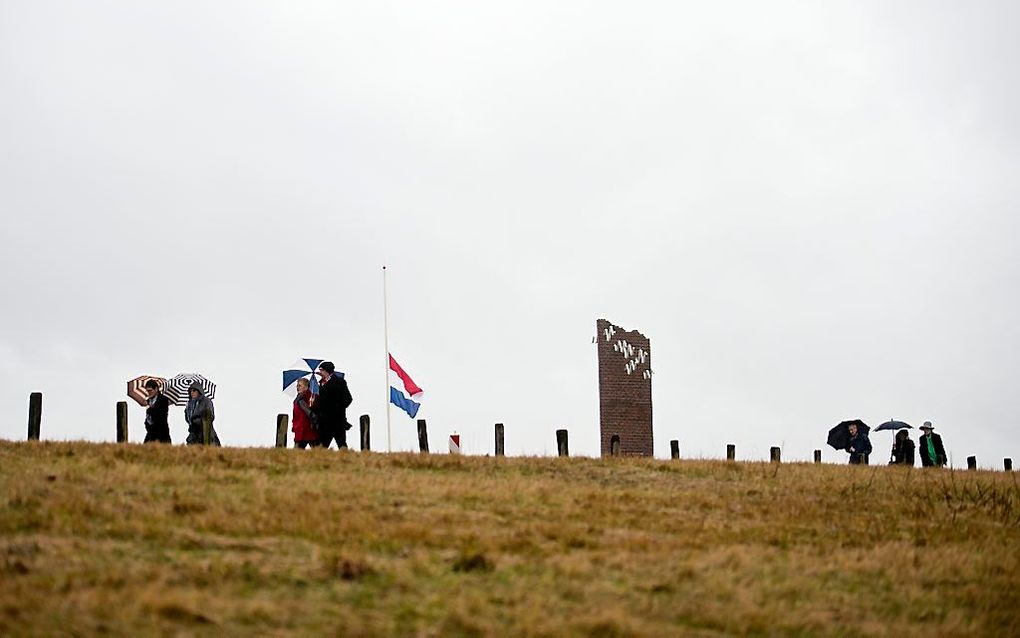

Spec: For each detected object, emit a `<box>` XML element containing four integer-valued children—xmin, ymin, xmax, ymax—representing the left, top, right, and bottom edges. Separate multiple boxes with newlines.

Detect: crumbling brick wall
<box><xmin>597</xmin><ymin>319</ymin><xmax>653</xmax><ymax>457</ymax></box>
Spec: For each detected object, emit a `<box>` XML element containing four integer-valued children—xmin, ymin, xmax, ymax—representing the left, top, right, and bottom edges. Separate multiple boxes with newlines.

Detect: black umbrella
<box><xmin>875</xmin><ymin>420</ymin><xmax>912</xmax><ymax>431</ymax></box>
<box><xmin>827</xmin><ymin>419</ymin><xmax>869</xmax><ymax>450</ymax></box>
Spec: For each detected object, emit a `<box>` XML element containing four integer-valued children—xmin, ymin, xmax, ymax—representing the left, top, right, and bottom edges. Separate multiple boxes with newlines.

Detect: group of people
<box><xmin>140</xmin><ymin>361</ymin><xmax>354</xmax><ymax>448</ymax></box>
<box><xmin>290</xmin><ymin>361</ymin><xmax>354</xmax><ymax>449</ymax></box>
<box><xmin>141</xmin><ymin>379</ymin><xmax>221</xmax><ymax>445</ymax></box>
<box><xmin>845</xmin><ymin>421</ymin><xmax>948</xmax><ymax>467</ymax></box>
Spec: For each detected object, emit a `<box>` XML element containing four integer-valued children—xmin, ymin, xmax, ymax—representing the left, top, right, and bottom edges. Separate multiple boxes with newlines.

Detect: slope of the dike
<box><xmin>1</xmin><ymin>441</ymin><xmax>1018</xmax><ymax>636</ymax></box>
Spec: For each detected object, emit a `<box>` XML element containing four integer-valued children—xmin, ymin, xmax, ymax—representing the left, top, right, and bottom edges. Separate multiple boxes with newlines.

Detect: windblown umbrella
<box><xmin>827</xmin><ymin>419</ymin><xmax>870</xmax><ymax>451</ymax></box>
<box><xmin>164</xmin><ymin>373</ymin><xmax>216</xmax><ymax>406</ymax></box>
<box><xmin>126</xmin><ymin>375</ymin><xmax>167</xmax><ymax>407</ymax></box>
<box><xmin>875</xmin><ymin>419</ymin><xmax>912</xmax><ymax>431</ymax></box>
<box><xmin>282</xmin><ymin>358</ymin><xmax>344</xmax><ymax>398</ymax></box>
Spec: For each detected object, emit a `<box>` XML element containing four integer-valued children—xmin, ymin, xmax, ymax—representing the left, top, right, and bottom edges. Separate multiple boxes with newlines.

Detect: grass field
<box><xmin>1</xmin><ymin>441</ymin><xmax>1018</xmax><ymax>636</ymax></box>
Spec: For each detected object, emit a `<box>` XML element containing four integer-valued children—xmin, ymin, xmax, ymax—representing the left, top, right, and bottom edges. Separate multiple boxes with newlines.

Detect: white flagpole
<box><xmin>383</xmin><ymin>265</ymin><xmax>392</xmax><ymax>452</ymax></box>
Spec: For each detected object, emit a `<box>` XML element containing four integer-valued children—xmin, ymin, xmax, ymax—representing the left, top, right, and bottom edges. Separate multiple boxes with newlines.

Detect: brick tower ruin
<box><xmin>596</xmin><ymin>319</ymin><xmax>653</xmax><ymax>457</ymax></box>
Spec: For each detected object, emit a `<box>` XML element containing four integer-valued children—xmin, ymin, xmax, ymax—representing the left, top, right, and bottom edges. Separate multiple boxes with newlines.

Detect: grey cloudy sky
<box><xmin>2</xmin><ymin>1</ymin><xmax>1017</xmax><ymax>465</ymax></box>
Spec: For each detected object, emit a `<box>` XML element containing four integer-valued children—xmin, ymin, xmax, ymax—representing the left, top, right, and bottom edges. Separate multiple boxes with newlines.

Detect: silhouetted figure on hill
<box><xmin>185</xmin><ymin>383</ymin><xmax>221</xmax><ymax>446</ymax></box>
<box><xmin>846</xmin><ymin>422</ymin><xmax>872</xmax><ymax>465</ymax></box>
<box><xmin>143</xmin><ymin>379</ymin><xmax>171</xmax><ymax>444</ymax></box>
<box><xmin>312</xmin><ymin>361</ymin><xmax>352</xmax><ymax>449</ymax></box>
<box><xmin>890</xmin><ymin>429</ymin><xmax>914</xmax><ymax>466</ymax></box>
<box><xmin>918</xmin><ymin>422</ymin><xmax>946</xmax><ymax>467</ymax></box>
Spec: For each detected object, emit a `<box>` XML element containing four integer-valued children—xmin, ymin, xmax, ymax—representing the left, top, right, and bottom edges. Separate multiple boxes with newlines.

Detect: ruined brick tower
<box><xmin>596</xmin><ymin>319</ymin><xmax>653</xmax><ymax>457</ymax></box>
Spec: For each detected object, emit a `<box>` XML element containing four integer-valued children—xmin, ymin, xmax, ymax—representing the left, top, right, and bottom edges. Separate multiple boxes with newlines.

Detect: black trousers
<box><xmin>318</xmin><ymin>423</ymin><xmax>348</xmax><ymax>449</ymax></box>
<box><xmin>295</xmin><ymin>440</ymin><xmax>322</xmax><ymax>449</ymax></box>
<box><xmin>144</xmin><ymin>429</ymin><xmax>171</xmax><ymax>444</ymax></box>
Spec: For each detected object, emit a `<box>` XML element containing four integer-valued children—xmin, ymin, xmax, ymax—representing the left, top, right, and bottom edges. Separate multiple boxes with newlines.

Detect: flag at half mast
<box><xmin>389</xmin><ymin>354</ymin><xmax>422</xmax><ymax>418</ymax></box>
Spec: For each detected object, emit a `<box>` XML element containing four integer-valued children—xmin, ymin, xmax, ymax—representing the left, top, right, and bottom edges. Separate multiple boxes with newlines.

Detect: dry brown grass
<box><xmin>1</xmin><ymin>441</ymin><xmax>1018</xmax><ymax>636</ymax></box>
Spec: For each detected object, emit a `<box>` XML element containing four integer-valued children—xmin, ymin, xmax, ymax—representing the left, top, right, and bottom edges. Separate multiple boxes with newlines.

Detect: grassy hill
<box><xmin>1</xmin><ymin>441</ymin><xmax>1018</xmax><ymax>636</ymax></box>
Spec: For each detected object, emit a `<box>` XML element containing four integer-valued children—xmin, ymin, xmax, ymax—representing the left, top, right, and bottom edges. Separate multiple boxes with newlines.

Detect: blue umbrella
<box><xmin>282</xmin><ymin>358</ymin><xmax>343</xmax><ymax>398</ymax></box>
<box><xmin>875</xmin><ymin>420</ymin><xmax>912</xmax><ymax>432</ymax></box>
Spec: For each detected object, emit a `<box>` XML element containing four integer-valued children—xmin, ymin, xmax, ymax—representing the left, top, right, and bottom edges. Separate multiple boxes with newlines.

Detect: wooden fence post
<box><xmin>726</xmin><ymin>444</ymin><xmax>735</xmax><ymax>461</ymax></box>
<box><xmin>494</xmin><ymin>423</ymin><xmax>504</xmax><ymax>456</ymax></box>
<box><xmin>116</xmin><ymin>402</ymin><xmax>129</xmax><ymax>443</ymax></box>
<box><xmin>275</xmin><ymin>414</ymin><xmax>288</xmax><ymax>448</ymax></box>
<box><xmin>27</xmin><ymin>392</ymin><xmax>42</xmax><ymax>441</ymax></box>
<box><xmin>360</xmin><ymin>414</ymin><xmax>370</xmax><ymax>451</ymax></box>
<box><xmin>770</xmin><ymin>447</ymin><xmax>781</xmax><ymax>463</ymax></box>
<box><xmin>610</xmin><ymin>436</ymin><xmax>620</xmax><ymax>457</ymax></box>
<box><xmin>967</xmin><ymin>456</ymin><xmax>977</xmax><ymax>470</ymax></box>
<box><xmin>813</xmin><ymin>449</ymin><xmax>822</xmax><ymax>464</ymax></box>
<box><xmin>1005</xmin><ymin>458</ymin><xmax>1013</xmax><ymax>472</ymax></box>
<box><xmin>202</xmin><ymin>415</ymin><xmax>212</xmax><ymax>446</ymax></box>
<box><xmin>417</xmin><ymin>419</ymin><xmax>429</xmax><ymax>453</ymax></box>
<box><xmin>670</xmin><ymin>440</ymin><xmax>680</xmax><ymax>460</ymax></box>
<box><xmin>556</xmin><ymin>429</ymin><xmax>569</xmax><ymax>457</ymax></box>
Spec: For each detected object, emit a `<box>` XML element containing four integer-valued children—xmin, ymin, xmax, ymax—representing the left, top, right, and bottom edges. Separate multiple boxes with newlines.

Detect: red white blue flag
<box><xmin>389</xmin><ymin>354</ymin><xmax>422</xmax><ymax>418</ymax></box>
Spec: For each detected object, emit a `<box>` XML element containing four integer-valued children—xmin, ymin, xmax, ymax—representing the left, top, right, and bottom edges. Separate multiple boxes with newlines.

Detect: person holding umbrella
<box><xmin>890</xmin><ymin>429</ymin><xmax>915</xmax><ymax>466</ymax></box>
<box><xmin>185</xmin><ymin>383</ymin><xmax>222</xmax><ymax>446</ymax></box>
<box><xmin>143</xmin><ymin>379</ymin><xmax>171</xmax><ymax>444</ymax></box>
<box><xmin>292</xmin><ymin>377</ymin><xmax>320</xmax><ymax>449</ymax></box>
<box><xmin>312</xmin><ymin>362</ymin><xmax>352</xmax><ymax>450</ymax></box>
<box><xmin>846</xmin><ymin>422</ymin><xmax>872</xmax><ymax>465</ymax></box>
<box><xmin>918</xmin><ymin>421</ymin><xmax>947</xmax><ymax>467</ymax></box>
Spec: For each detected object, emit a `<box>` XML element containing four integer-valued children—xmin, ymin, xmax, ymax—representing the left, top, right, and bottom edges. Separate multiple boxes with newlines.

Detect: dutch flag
<box><xmin>389</xmin><ymin>354</ymin><xmax>423</xmax><ymax>418</ymax></box>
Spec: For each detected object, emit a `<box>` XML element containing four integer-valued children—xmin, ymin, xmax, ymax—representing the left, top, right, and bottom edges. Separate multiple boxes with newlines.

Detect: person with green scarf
<box><xmin>918</xmin><ymin>421</ymin><xmax>946</xmax><ymax>467</ymax></box>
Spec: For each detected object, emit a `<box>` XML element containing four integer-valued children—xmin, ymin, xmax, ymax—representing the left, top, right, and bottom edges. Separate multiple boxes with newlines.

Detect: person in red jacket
<box><xmin>292</xmin><ymin>378</ymin><xmax>320</xmax><ymax>448</ymax></box>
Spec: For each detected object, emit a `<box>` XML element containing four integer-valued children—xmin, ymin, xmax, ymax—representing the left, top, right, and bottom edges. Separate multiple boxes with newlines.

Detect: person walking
<box><xmin>311</xmin><ymin>361</ymin><xmax>352</xmax><ymax>449</ymax></box>
<box><xmin>918</xmin><ymin>421</ymin><xmax>946</xmax><ymax>467</ymax></box>
<box><xmin>890</xmin><ymin>429</ymin><xmax>915</xmax><ymax>466</ymax></box>
<box><xmin>292</xmin><ymin>377</ymin><xmax>320</xmax><ymax>449</ymax></box>
<box><xmin>185</xmin><ymin>383</ymin><xmax>222</xmax><ymax>446</ymax></box>
<box><xmin>143</xmin><ymin>379</ymin><xmax>171</xmax><ymax>444</ymax></box>
<box><xmin>846</xmin><ymin>422</ymin><xmax>872</xmax><ymax>465</ymax></box>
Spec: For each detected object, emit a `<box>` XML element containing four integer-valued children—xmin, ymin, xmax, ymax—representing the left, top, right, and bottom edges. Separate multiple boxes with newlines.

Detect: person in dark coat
<box><xmin>143</xmin><ymin>379</ymin><xmax>171</xmax><ymax>443</ymax></box>
<box><xmin>292</xmin><ymin>377</ymin><xmax>320</xmax><ymax>449</ymax></box>
<box><xmin>890</xmin><ymin>429</ymin><xmax>915</xmax><ymax>466</ymax></box>
<box><xmin>312</xmin><ymin>361</ymin><xmax>352</xmax><ymax>449</ymax></box>
<box><xmin>184</xmin><ymin>383</ymin><xmax>221</xmax><ymax>446</ymax></box>
<box><xmin>918</xmin><ymin>421</ymin><xmax>947</xmax><ymax>467</ymax></box>
<box><xmin>846</xmin><ymin>422</ymin><xmax>872</xmax><ymax>465</ymax></box>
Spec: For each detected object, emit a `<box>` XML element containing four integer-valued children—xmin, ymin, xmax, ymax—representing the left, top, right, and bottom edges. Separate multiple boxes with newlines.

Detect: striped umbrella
<box><xmin>126</xmin><ymin>375</ymin><xmax>167</xmax><ymax>407</ymax></box>
<box><xmin>164</xmin><ymin>373</ymin><xmax>217</xmax><ymax>406</ymax></box>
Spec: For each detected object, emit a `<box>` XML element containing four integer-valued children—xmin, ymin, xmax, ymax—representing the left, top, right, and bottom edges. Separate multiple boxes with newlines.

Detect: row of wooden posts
<box><xmin>21</xmin><ymin>392</ymin><xmax>1017</xmax><ymax>470</ymax></box>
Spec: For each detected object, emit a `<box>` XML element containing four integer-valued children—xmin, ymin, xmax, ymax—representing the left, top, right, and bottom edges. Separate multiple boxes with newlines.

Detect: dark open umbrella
<box><xmin>827</xmin><ymin>419</ymin><xmax>869</xmax><ymax>450</ymax></box>
<box><xmin>875</xmin><ymin>420</ymin><xmax>912</xmax><ymax>431</ymax></box>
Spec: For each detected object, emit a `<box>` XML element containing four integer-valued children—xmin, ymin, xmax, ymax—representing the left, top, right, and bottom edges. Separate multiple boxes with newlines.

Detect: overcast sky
<box><xmin>2</xmin><ymin>1</ymin><xmax>1017</xmax><ymax>466</ymax></box>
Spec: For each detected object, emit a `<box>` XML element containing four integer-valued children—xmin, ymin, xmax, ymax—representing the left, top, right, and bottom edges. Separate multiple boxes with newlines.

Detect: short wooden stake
<box><xmin>202</xmin><ymin>415</ymin><xmax>213</xmax><ymax>446</ymax></box>
<box><xmin>27</xmin><ymin>392</ymin><xmax>42</xmax><ymax>441</ymax></box>
<box><xmin>556</xmin><ymin>429</ymin><xmax>569</xmax><ymax>457</ymax></box>
<box><xmin>770</xmin><ymin>446</ymin><xmax>781</xmax><ymax>463</ymax></box>
<box><xmin>116</xmin><ymin>402</ymin><xmax>129</xmax><ymax>443</ymax></box>
<box><xmin>1005</xmin><ymin>458</ymin><xmax>1013</xmax><ymax>472</ymax></box>
<box><xmin>417</xmin><ymin>419</ymin><xmax>429</xmax><ymax>453</ymax></box>
<box><xmin>275</xmin><ymin>414</ymin><xmax>288</xmax><ymax>448</ymax></box>
<box><xmin>360</xmin><ymin>414</ymin><xmax>370</xmax><ymax>451</ymax></box>
<box><xmin>967</xmin><ymin>456</ymin><xmax>977</xmax><ymax>470</ymax></box>
<box><xmin>726</xmin><ymin>444</ymin><xmax>735</xmax><ymax>461</ymax></box>
<box><xmin>814</xmin><ymin>449</ymin><xmax>822</xmax><ymax>464</ymax></box>
<box><xmin>494</xmin><ymin>423</ymin><xmax>505</xmax><ymax>456</ymax></box>
<box><xmin>670</xmin><ymin>440</ymin><xmax>680</xmax><ymax>459</ymax></box>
